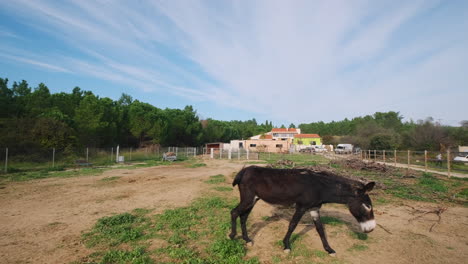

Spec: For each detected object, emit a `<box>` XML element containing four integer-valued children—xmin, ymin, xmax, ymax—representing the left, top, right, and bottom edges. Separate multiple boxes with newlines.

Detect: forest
<box><xmin>1</xmin><ymin>77</ymin><xmax>467</xmax><ymax>155</ymax></box>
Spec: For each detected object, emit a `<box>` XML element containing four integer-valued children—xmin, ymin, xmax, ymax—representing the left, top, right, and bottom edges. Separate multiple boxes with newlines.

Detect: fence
<box><xmin>0</xmin><ymin>146</ymin><xmax>200</xmax><ymax>174</ymax></box>
<box><xmin>202</xmin><ymin>148</ymin><xmax>259</xmax><ymax>160</ymax></box>
<box><xmin>361</xmin><ymin>149</ymin><xmax>468</xmax><ymax>176</ymax></box>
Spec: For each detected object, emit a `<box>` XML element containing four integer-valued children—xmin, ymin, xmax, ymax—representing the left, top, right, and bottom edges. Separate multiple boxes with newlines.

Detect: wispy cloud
<box><xmin>0</xmin><ymin>0</ymin><xmax>467</xmax><ymax>125</ymax></box>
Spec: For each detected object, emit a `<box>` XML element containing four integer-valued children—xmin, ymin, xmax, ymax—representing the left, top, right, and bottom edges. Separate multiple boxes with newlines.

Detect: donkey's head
<box><xmin>348</xmin><ymin>182</ymin><xmax>376</xmax><ymax>233</ymax></box>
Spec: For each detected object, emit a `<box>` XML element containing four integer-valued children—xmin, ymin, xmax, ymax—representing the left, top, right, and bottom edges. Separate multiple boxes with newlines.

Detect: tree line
<box><xmin>0</xmin><ymin>78</ymin><xmax>272</xmax><ymax>155</ymax></box>
<box><xmin>299</xmin><ymin>112</ymin><xmax>467</xmax><ymax>151</ymax></box>
<box><xmin>1</xmin><ymin>78</ymin><xmax>466</xmax><ymax>155</ymax></box>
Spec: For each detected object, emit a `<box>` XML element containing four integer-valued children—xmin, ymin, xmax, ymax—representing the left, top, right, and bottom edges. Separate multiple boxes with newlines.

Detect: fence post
<box><xmin>130</xmin><ymin>147</ymin><xmax>132</xmax><ymax>161</ymax></box>
<box><xmin>86</xmin><ymin>147</ymin><xmax>89</xmax><ymax>162</ymax></box>
<box><xmin>247</xmin><ymin>149</ymin><xmax>249</xmax><ymax>160</ymax></box>
<box><xmin>407</xmin><ymin>150</ymin><xmax>410</xmax><ymax>169</ymax></box>
<box><xmin>210</xmin><ymin>148</ymin><xmax>214</xmax><ymax>159</ymax></box>
<box><xmin>52</xmin><ymin>148</ymin><xmax>55</xmax><ymax>168</ymax></box>
<box><xmin>220</xmin><ymin>148</ymin><xmax>222</xmax><ymax>159</ymax></box>
<box><xmin>228</xmin><ymin>149</ymin><xmax>232</xmax><ymax>160</ymax></box>
<box><xmin>4</xmin><ymin>148</ymin><xmax>8</xmax><ymax>173</ymax></box>
<box><xmin>111</xmin><ymin>147</ymin><xmax>113</xmax><ymax>162</ymax></box>
<box><xmin>116</xmin><ymin>145</ymin><xmax>120</xmax><ymax>163</ymax></box>
<box><xmin>447</xmin><ymin>150</ymin><xmax>451</xmax><ymax>178</ymax></box>
<box><xmin>368</xmin><ymin>150</ymin><xmax>370</xmax><ymax>161</ymax></box>
<box><xmin>424</xmin><ymin>150</ymin><xmax>427</xmax><ymax>172</ymax></box>
<box><xmin>374</xmin><ymin>150</ymin><xmax>376</xmax><ymax>161</ymax></box>
<box><xmin>394</xmin><ymin>150</ymin><xmax>397</xmax><ymax>167</ymax></box>
<box><xmin>383</xmin><ymin>150</ymin><xmax>386</xmax><ymax>163</ymax></box>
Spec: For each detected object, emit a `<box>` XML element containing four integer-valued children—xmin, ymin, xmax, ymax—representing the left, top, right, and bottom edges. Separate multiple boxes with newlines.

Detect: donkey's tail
<box><xmin>232</xmin><ymin>165</ymin><xmax>248</xmax><ymax>186</ymax></box>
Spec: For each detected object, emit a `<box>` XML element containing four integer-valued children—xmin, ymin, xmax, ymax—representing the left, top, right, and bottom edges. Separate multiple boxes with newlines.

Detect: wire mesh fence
<box><xmin>361</xmin><ymin>149</ymin><xmax>468</xmax><ymax>175</ymax></box>
<box><xmin>0</xmin><ymin>146</ymin><xmax>201</xmax><ymax>174</ymax></box>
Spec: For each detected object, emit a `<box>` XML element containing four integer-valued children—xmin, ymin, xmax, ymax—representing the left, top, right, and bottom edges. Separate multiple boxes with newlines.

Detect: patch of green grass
<box><xmin>213</xmin><ymin>186</ymin><xmax>233</xmax><ymax>192</ymax></box>
<box><xmin>418</xmin><ymin>173</ymin><xmax>448</xmax><ymax>193</ymax></box>
<box><xmin>347</xmin><ymin>243</ymin><xmax>368</xmax><ymax>251</ymax></box>
<box><xmin>186</xmin><ymin>163</ymin><xmax>207</xmax><ymax>168</ymax></box>
<box><xmin>83</xmin><ymin>212</ymin><xmax>148</xmax><ymax>247</ymax></box>
<box><xmin>320</xmin><ymin>216</ymin><xmax>346</xmax><ymax>226</ymax></box>
<box><xmin>455</xmin><ymin>188</ymin><xmax>468</xmax><ymax>199</ymax></box>
<box><xmin>205</xmin><ymin>174</ymin><xmax>225</xmax><ymax>184</ymax></box>
<box><xmin>349</xmin><ymin>231</ymin><xmax>368</xmax><ymax>240</ymax></box>
<box><xmin>100</xmin><ymin>176</ymin><xmax>121</xmax><ymax>182</ymax></box>
<box><xmin>3</xmin><ymin>167</ymin><xmax>106</xmax><ymax>182</ymax></box>
<box><xmin>375</xmin><ymin>197</ymin><xmax>390</xmax><ymax>205</ymax></box>
<box><xmin>101</xmin><ymin>246</ymin><xmax>153</xmax><ymax>264</ymax></box>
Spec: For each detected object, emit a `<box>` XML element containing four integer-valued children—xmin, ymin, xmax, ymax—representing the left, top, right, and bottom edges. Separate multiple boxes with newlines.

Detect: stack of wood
<box><xmin>334</xmin><ymin>159</ymin><xmax>391</xmax><ymax>173</ymax></box>
<box><xmin>267</xmin><ymin>159</ymin><xmax>296</xmax><ymax>168</ymax></box>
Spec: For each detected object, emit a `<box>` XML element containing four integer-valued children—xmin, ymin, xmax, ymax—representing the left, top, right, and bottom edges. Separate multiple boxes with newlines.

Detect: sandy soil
<box><xmin>0</xmin><ymin>159</ymin><xmax>467</xmax><ymax>264</ymax></box>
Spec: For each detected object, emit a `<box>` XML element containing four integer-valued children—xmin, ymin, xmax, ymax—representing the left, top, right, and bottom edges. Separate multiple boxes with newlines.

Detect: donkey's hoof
<box><xmin>283</xmin><ymin>249</ymin><xmax>291</xmax><ymax>254</ymax></box>
<box><xmin>329</xmin><ymin>253</ymin><xmax>336</xmax><ymax>257</ymax></box>
<box><xmin>246</xmin><ymin>241</ymin><xmax>254</xmax><ymax>247</ymax></box>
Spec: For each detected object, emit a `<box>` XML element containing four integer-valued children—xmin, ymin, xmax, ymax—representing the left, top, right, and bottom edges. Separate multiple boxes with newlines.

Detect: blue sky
<box><xmin>1</xmin><ymin>0</ymin><xmax>467</xmax><ymax>126</ymax></box>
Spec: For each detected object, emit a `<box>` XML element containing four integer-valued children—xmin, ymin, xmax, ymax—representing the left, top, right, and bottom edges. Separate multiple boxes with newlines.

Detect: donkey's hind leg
<box><xmin>229</xmin><ymin>192</ymin><xmax>258</xmax><ymax>242</ymax></box>
<box><xmin>240</xmin><ymin>196</ymin><xmax>260</xmax><ymax>245</ymax></box>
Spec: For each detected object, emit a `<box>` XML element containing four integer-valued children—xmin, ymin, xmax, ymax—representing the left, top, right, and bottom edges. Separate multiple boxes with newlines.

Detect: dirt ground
<box><xmin>0</xmin><ymin>159</ymin><xmax>467</xmax><ymax>264</ymax></box>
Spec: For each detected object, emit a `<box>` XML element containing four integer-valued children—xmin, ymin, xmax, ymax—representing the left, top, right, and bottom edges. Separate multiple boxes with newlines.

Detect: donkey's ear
<box><xmin>364</xmin><ymin>182</ymin><xmax>375</xmax><ymax>193</ymax></box>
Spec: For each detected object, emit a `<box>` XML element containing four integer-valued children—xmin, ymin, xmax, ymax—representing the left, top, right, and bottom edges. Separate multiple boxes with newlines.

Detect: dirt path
<box><xmin>0</xmin><ymin>159</ymin><xmax>467</xmax><ymax>264</ymax></box>
<box><xmin>0</xmin><ymin>159</ymin><xmax>243</xmax><ymax>264</ymax></box>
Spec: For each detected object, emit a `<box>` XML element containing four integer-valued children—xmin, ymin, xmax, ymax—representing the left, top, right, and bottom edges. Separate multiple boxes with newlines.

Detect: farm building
<box><xmin>222</xmin><ymin>128</ymin><xmax>321</xmax><ymax>153</ymax></box>
<box><xmin>293</xmin><ymin>134</ymin><xmax>322</xmax><ymax>146</ymax></box>
<box><xmin>244</xmin><ymin>139</ymin><xmax>291</xmax><ymax>153</ymax></box>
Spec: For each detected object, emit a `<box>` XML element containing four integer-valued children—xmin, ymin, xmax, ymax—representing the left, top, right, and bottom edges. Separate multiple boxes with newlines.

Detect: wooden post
<box><xmin>86</xmin><ymin>147</ymin><xmax>89</xmax><ymax>162</ymax></box>
<box><xmin>130</xmin><ymin>147</ymin><xmax>132</xmax><ymax>161</ymax></box>
<box><xmin>374</xmin><ymin>150</ymin><xmax>376</xmax><ymax>161</ymax></box>
<box><xmin>210</xmin><ymin>148</ymin><xmax>214</xmax><ymax>159</ymax></box>
<box><xmin>111</xmin><ymin>147</ymin><xmax>113</xmax><ymax>162</ymax></box>
<box><xmin>424</xmin><ymin>150</ymin><xmax>427</xmax><ymax>172</ymax></box>
<box><xmin>383</xmin><ymin>150</ymin><xmax>386</xmax><ymax>163</ymax></box>
<box><xmin>368</xmin><ymin>150</ymin><xmax>371</xmax><ymax>161</ymax></box>
<box><xmin>407</xmin><ymin>150</ymin><xmax>410</xmax><ymax>169</ymax></box>
<box><xmin>52</xmin><ymin>148</ymin><xmax>55</xmax><ymax>168</ymax></box>
<box><xmin>4</xmin><ymin>148</ymin><xmax>8</xmax><ymax>173</ymax></box>
<box><xmin>394</xmin><ymin>150</ymin><xmax>397</xmax><ymax>167</ymax></box>
<box><xmin>447</xmin><ymin>150</ymin><xmax>451</xmax><ymax>178</ymax></box>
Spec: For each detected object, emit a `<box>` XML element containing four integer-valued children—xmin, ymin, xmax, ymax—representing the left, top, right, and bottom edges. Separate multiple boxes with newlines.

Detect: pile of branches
<box><xmin>333</xmin><ymin>158</ymin><xmax>392</xmax><ymax>173</ymax></box>
<box><xmin>267</xmin><ymin>159</ymin><xmax>296</xmax><ymax>169</ymax></box>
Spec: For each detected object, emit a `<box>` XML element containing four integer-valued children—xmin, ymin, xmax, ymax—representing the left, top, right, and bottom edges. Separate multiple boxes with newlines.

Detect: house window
<box><xmin>276</xmin><ymin>144</ymin><xmax>283</xmax><ymax>148</ymax></box>
<box><xmin>311</xmin><ymin>141</ymin><xmax>316</xmax><ymax>145</ymax></box>
<box><xmin>239</xmin><ymin>142</ymin><xmax>243</xmax><ymax>148</ymax></box>
<box><xmin>250</xmin><ymin>144</ymin><xmax>256</xmax><ymax>147</ymax></box>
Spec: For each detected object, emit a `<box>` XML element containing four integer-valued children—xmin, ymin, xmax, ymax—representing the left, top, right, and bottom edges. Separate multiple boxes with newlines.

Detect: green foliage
<box><xmin>205</xmin><ymin>174</ymin><xmax>225</xmax><ymax>184</ymax></box>
<box><xmin>418</xmin><ymin>173</ymin><xmax>448</xmax><ymax>193</ymax></box>
<box><xmin>319</xmin><ymin>216</ymin><xmax>346</xmax><ymax>226</ymax></box>
<box><xmin>100</xmin><ymin>247</ymin><xmax>153</xmax><ymax>264</ymax></box>
<box><xmin>347</xmin><ymin>244</ymin><xmax>369</xmax><ymax>251</ymax></box>
<box><xmin>1</xmin><ymin>77</ymin><xmax>466</xmax><ymax>157</ymax></box>
<box><xmin>85</xmin><ymin>213</ymin><xmax>147</xmax><ymax>246</ymax></box>
<box><xmin>80</xmin><ymin>195</ymin><xmax>260</xmax><ymax>264</ymax></box>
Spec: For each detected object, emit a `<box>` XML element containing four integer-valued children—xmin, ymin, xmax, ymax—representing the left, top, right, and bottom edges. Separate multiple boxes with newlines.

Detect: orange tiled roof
<box><xmin>271</xmin><ymin>128</ymin><xmax>297</xmax><ymax>132</ymax></box>
<box><xmin>294</xmin><ymin>134</ymin><xmax>320</xmax><ymax>138</ymax></box>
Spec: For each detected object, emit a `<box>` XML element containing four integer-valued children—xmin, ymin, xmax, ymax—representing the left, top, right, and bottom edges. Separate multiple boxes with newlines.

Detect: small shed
<box><xmin>205</xmin><ymin>142</ymin><xmax>225</xmax><ymax>154</ymax></box>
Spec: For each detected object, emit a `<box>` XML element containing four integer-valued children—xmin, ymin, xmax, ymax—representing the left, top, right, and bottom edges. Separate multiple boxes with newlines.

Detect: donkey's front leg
<box><xmin>311</xmin><ymin>209</ymin><xmax>336</xmax><ymax>256</ymax></box>
<box><xmin>282</xmin><ymin>206</ymin><xmax>307</xmax><ymax>253</ymax></box>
